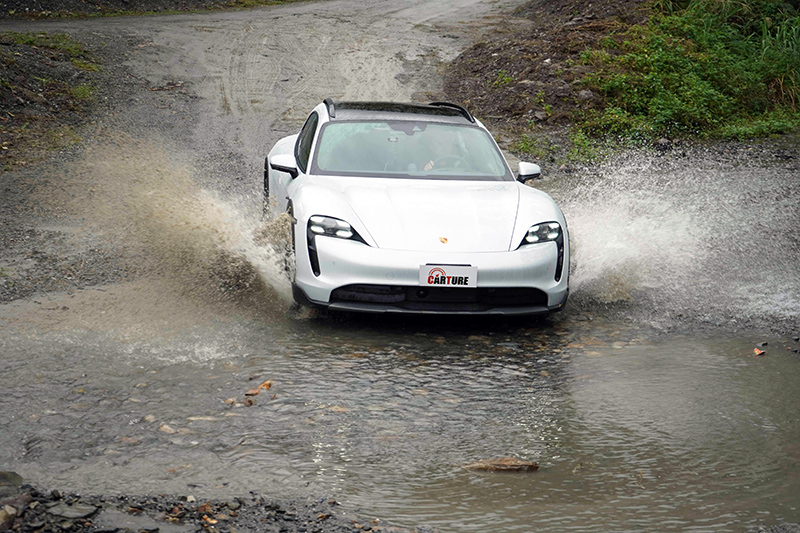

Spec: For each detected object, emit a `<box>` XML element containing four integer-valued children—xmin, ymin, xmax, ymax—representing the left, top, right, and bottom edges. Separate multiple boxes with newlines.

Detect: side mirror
<box><xmin>517</xmin><ymin>162</ymin><xmax>541</xmax><ymax>183</ymax></box>
<box><xmin>270</xmin><ymin>153</ymin><xmax>299</xmax><ymax>179</ymax></box>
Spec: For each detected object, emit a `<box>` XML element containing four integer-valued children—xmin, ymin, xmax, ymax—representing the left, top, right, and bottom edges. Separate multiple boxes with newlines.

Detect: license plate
<box><xmin>419</xmin><ymin>265</ymin><xmax>478</xmax><ymax>288</ymax></box>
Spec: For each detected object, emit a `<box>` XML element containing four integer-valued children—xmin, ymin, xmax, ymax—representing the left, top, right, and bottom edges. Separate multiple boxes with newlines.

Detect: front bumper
<box><xmin>294</xmin><ymin>234</ymin><xmax>569</xmax><ymax>315</ymax></box>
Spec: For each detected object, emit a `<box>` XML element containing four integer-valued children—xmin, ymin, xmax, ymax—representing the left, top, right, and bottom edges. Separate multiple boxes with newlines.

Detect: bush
<box><xmin>578</xmin><ymin>0</ymin><xmax>799</xmax><ymax>139</ymax></box>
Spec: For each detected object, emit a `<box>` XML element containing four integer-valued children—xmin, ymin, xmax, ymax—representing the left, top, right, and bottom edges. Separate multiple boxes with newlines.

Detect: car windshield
<box><xmin>310</xmin><ymin>120</ymin><xmax>512</xmax><ymax>181</ymax></box>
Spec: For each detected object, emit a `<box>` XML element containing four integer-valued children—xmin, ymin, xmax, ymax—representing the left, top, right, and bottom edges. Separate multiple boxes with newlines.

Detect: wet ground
<box><xmin>1</xmin><ymin>1</ymin><xmax>799</xmax><ymax>531</ymax></box>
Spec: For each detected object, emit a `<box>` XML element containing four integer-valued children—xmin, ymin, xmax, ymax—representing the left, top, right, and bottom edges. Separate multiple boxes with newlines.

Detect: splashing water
<box><xmin>551</xmin><ymin>145</ymin><xmax>800</xmax><ymax>331</ymax></box>
<box><xmin>564</xmin><ymin>175</ymin><xmax>700</xmax><ymax>301</ymax></box>
<box><xmin>47</xmin><ymin>133</ymin><xmax>293</xmax><ymax>307</ymax></box>
<box><xmin>29</xmin><ymin>133</ymin><xmax>797</xmax><ymax>334</ymax></box>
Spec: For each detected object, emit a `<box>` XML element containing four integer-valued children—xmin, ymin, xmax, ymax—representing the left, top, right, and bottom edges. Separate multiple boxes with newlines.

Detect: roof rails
<box><xmin>321</xmin><ymin>99</ymin><xmax>475</xmax><ymax>123</ymax></box>
<box><xmin>323</xmin><ymin>97</ymin><xmax>336</xmax><ymax>118</ymax></box>
<box><xmin>428</xmin><ymin>102</ymin><xmax>475</xmax><ymax>123</ymax></box>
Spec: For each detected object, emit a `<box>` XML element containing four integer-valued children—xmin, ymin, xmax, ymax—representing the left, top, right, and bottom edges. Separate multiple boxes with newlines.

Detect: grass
<box><xmin>71</xmin><ymin>59</ymin><xmax>102</xmax><ymax>72</ymax></box>
<box><xmin>492</xmin><ymin>70</ymin><xmax>514</xmax><ymax>87</ymax></box>
<box><xmin>513</xmin><ymin>129</ymin><xmax>612</xmax><ymax>166</ymax></box>
<box><xmin>3</xmin><ymin>32</ymin><xmax>90</xmax><ymax>56</ymax></box>
<box><xmin>1</xmin><ymin>31</ymin><xmax>101</xmax><ymax>72</ymax></box>
<box><xmin>68</xmin><ymin>83</ymin><xmax>96</xmax><ymax>100</ymax></box>
<box><xmin>0</xmin><ymin>32</ymin><xmax>100</xmax><ymax>169</ymax></box>
<box><xmin>576</xmin><ymin>0</ymin><xmax>800</xmax><ymax>140</ymax></box>
<box><xmin>513</xmin><ymin>132</ymin><xmax>556</xmax><ymax>161</ymax></box>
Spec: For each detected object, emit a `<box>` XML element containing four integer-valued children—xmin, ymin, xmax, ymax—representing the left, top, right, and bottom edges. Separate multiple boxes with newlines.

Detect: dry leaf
<box><xmin>463</xmin><ymin>457</ymin><xmax>539</xmax><ymax>472</ymax></box>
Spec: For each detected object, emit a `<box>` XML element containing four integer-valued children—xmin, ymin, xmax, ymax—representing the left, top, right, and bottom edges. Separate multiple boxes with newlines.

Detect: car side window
<box><xmin>295</xmin><ymin>112</ymin><xmax>319</xmax><ymax>174</ymax></box>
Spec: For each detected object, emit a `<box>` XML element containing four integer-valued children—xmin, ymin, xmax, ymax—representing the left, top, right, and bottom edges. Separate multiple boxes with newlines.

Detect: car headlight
<box><xmin>519</xmin><ymin>221</ymin><xmax>566</xmax><ymax>282</ymax></box>
<box><xmin>308</xmin><ymin>216</ymin><xmax>365</xmax><ymax>242</ymax></box>
<box><xmin>523</xmin><ymin>222</ymin><xmax>561</xmax><ymax>244</ymax></box>
<box><xmin>306</xmin><ymin>215</ymin><xmax>366</xmax><ymax>277</ymax></box>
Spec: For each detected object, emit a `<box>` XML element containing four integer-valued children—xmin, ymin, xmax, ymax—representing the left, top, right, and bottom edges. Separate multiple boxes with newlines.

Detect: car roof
<box><xmin>322</xmin><ymin>99</ymin><xmax>476</xmax><ymax>125</ymax></box>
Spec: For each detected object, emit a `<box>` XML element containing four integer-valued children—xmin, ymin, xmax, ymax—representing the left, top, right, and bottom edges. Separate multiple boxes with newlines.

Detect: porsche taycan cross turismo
<box><xmin>265</xmin><ymin>99</ymin><xmax>569</xmax><ymax>315</ymax></box>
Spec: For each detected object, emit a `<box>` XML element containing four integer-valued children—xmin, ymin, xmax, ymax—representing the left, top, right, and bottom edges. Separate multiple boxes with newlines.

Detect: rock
<box><xmin>0</xmin><ymin>472</ymin><xmax>23</xmax><ymax>498</ymax></box>
<box><xmin>463</xmin><ymin>457</ymin><xmax>540</xmax><ymax>472</ymax></box>
<box><xmin>577</xmin><ymin>89</ymin><xmax>595</xmax><ymax>101</ymax></box>
<box><xmin>46</xmin><ymin>502</ymin><xmax>100</xmax><ymax>519</ymax></box>
<box><xmin>0</xmin><ymin>493</ymin><xmax>33</xmax><ymax>512</ymax></box>
<box><xmin>0</xmin><ymin>505</ymin><xmax>18</xmax><ymax>530</ymax></box>
<box><xmin>655</xmin><ymin>138</ymin><xmax>672</xmax><ymax>152</ymax></box>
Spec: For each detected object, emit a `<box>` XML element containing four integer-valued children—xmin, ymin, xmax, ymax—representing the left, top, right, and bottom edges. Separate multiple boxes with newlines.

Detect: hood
<box><xmin>328</xmin><ymin>178</ymin><xmax>521</xmax><ymax>252</ymax></box>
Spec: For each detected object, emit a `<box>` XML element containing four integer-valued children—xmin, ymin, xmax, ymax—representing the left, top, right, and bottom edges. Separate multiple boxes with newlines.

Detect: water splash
<box><xmin>564</xmin><ymin>173</ymin><xmax>700</xmax><ymax>302</ymax></box>
<box><xmin>551</xmin><ymin>145</ymin><xmax>800</xmax><ymax>331</ymax></box>
<box><xmin>46</xmin><ymin>133</ymin><xmax>293</xmax><ymax>308</ymax></box>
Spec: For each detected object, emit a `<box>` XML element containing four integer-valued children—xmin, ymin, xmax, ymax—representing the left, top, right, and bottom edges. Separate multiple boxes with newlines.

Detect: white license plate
<box><xmin>419</xmin><ymin>265</ymin><xmax>478</xmax><ymax>288</ymax></box>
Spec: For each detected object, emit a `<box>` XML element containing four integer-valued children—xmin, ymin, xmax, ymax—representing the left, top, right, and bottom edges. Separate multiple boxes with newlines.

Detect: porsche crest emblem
<box><xmin>439</xmin><ymin>237</ymin><xmax>448</xmax><ymax>244</ymax></box>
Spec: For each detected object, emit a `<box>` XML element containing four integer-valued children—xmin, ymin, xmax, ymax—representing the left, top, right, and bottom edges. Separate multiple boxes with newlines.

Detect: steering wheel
<box><xmin>432</xmin><ymin>155</ymin><xmax>468</xmax><ymax>169</ymax></box>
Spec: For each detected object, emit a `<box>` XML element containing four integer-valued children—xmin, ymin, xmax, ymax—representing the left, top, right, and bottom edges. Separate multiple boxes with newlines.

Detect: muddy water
<box><xmin>1</xmin><ymin>0</ymin><xmax>799</xmax><ymax>531</ymax></box>
<box><xmin>2</xmin><ymin>308</ymin><xmax>799</xmax><ymax>531</ymax></box>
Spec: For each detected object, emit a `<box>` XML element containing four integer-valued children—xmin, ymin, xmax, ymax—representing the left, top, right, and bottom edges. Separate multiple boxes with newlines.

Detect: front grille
<box><xmin>330</xmin><ymin>284</ymin><xmax>548</xmax><ymax>310</ymax></box>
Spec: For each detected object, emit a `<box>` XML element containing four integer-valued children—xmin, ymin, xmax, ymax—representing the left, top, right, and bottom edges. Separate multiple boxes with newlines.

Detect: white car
<box><xmin>265</xmin><ymin>99</ymin><xmax>569</xmax><ymax>315</ymax></box>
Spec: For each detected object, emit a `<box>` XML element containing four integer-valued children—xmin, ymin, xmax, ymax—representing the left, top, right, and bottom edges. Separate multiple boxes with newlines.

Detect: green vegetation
<box><xmin>492</xmin><ymin>69</ymin><xmax>514</xmax><ymax>87</ymax></box>
<box><xmin>0</xmin><ymin>32</ymin><xmax>99</xmax><ymax>169</ymax></box>
<box><xmin>513</xmin><ymin>132</ymin><xmax>556</xmax><ymax>160</ymax></box>
<box><xmin>513</xmin><ymin>129</ymin><xmax>612</xmax><ymax>167</ymax></box>
<box><xmin>68</xmin><ymin>83</ymin><xmax>96</xmax><ymax>100</ymax></box>
<box><xmin>2</xmin><ymin>31</ymin><xmax>101</xmax><ymax>73</ymax></box>
<box><xmin>3</xmin><ymin>31</ymin><xmax>91</xmax><ymax>57</ymax></box>
<box><xmin>535</xmin><ymin>91</ymin><xmax>553</xmax><ymax>116</ymax></box>
<box><xmin>71</xmin><ymin>59</ymin><xmax>102</xmax><ymax>72</ymax></box>
<box><xmin>577</xmin><ymin>0</ymin><xmax>800</xmax><ymax>140</ymax></box>
<box><xmin>1</xmin><ymin>31</ymin><xmax>100</xmax><ymax>103</ymax></box>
